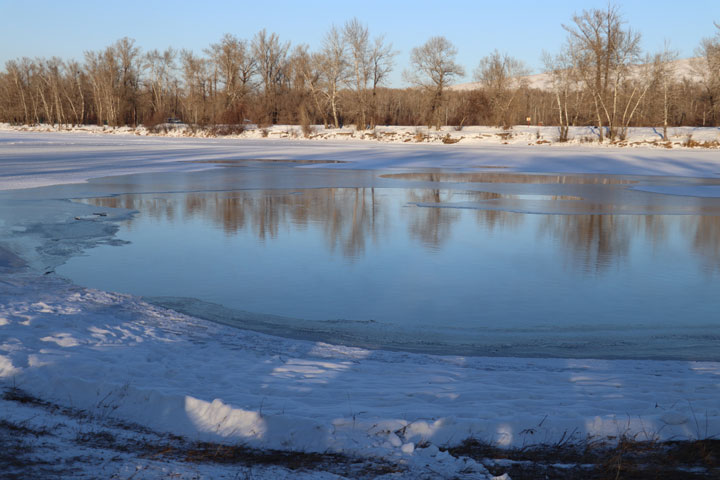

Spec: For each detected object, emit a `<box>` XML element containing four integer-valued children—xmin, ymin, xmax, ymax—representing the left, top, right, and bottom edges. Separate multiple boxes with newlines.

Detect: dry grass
<box><xmin>207</xmin><ymin>124</ymin><xmax>245</xmax><ymax>136</ymax></box>
<box><xmin>4</xmin><ymin>387</ymin><xmax>719</xmax><ymax>479</ymax></box>
<box><xmin>0</xmin><ymin>416</ymin><xmax>65</xmax><ymax>479</ymax></box>
<box><xmin>449</xmin><ymin>436</ymin><xmax>720</xmax><ymax>480</ymax></box>
<box><xmin>442</xmin><ymin>134</ymin><xmax>461</xmax><ymax>144</ymax></box>
<box><xmin>684</xmin><ymin>137</ymin><xmax>720</xmax><ymax>148</ymax></box>
<box><xmin>1</xmin><ymin>387</ymin><xmax>405</xmax><ymax>478</ymax></box>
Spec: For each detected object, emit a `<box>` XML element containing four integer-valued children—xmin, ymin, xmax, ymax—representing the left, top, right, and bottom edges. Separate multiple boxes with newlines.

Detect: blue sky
<box><xmin>1</xmin><ymin>0</ymin><xmax>718</xmax><ymax>86</ymax></box>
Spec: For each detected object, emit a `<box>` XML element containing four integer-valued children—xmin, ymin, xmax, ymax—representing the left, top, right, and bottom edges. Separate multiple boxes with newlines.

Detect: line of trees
<box><xmin>1</xmin><ymin>9</ymin><xmax>719</xmax><ymax>133</ymax></box>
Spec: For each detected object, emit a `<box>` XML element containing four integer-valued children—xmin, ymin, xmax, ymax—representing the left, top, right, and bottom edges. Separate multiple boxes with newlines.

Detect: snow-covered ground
<box><xmin>1</xmin><ymin>131</ymin><xmax>719</xmax><ymax>478</ymax></box>
<box><xmin>2</xmin><ymin>122</ymin><xmax>720</xmax><ymax>151</ymax></box>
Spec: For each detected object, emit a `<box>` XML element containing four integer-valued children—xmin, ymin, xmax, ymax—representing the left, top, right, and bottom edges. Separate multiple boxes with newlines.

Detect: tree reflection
<box><xmin>692</xmin><ymin>216</ymin><xmax>720</xmax><ymax>271</ymax></box>
<box><xmin>83</xmin><ymin>189</ymin><xmax>720</xmax><ymax>270</ymax></box>
<box><xmin>88</xmin><ymin>189</ymin><xmax>385</xmax><ymax>259</ymax></box>
<box><xmin>381</xmin><ymin>172</ymin><xmax>635</xmax><ymax>185</ymax></box>
<box><xmin>539</xmin><ymin>215</ymin><xmax>632</xmax><ymax>272</ymax></box>
<box><xmin>404</xmin><ymin>188</ymin><xmax>460</xmax><ymax>248</ymax></box>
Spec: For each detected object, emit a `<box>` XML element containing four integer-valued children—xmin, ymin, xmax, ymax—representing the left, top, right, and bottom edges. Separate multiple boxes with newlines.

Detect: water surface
<box><xmin>56</xmin><ymin>165</ymin><xmax>720</xmax><ymax>359</ymax></box>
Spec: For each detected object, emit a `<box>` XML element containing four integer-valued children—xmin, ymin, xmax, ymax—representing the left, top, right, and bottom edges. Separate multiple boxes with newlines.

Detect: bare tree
<box><xmin>180</xmin><ymin>50</ymin><xmax>209</xmax><ymax>125</ymax></box>
<box><xmin>318</xmin><ymin>25</ymin><xmax>349</xmax><ymax>128</ymax></box>
<box><xmin>115</xmin><ymin>37</ymin><xmax>141</xmax><ymax>125</ymax></box>
<box><xmin>291</xmin><ymin>44</ymin><xmax>328</xmax><ymax>128</ymax></box>
<box><xmin>343</xmin><ymin>18</ymin><xmax>371</xmax><ymax>129</ymax></box>
<box><xmin>3</xmin><ymin>60</ymin><xmax>31</xmax><ymax>123</ymax></box>
<box><xmin>543</xmin><ymin>48</ymin><xmax>584</xmax><ymax>141</ymax></box>
<box><xmin>84</xmin><ymin>47</ymin><xmax>119</xmax><ymax>125</ymax></box>
<box><xmin>693</xmin><ymin>22</ymin><xmax>720</xmax><ymax>125</ymax></box>
<box><xmin>563</xmin><ymin>4</ymin><xmax>641</xmax><ymax>139</ymax></box>
<box><xmin>651</xmin><ymin>44</ymin><xmax>678</xmax><ymax>139</ymax></box>
<box><xmin>205</xmin><ymin>34</ymin><xmax>255</xmax><ymax>123</ymax></box>
<box><xmin>251</xmin><ymin>29</ymin><xmax>289</xmax><ymax>124</ymax></box>
<box><xmin>63</xmin><ymin>60</ymin><xmax>86</xmax><ymax>125</ymax></box>
<box><xmin>368</xmin><ymin>35</ymin><xmax>396</xmax><ymax>128</ymax></box>
<box><xmin>404</xmin><ymin>36</ymin><xmax>465</xmax><ymax>129</ymax></box>
<box><xmin>143</xmin><ymin>48</ymin><xmax>176</xmax><ymax>122</ymax></box>
<box><xmin>474</xmin><ymin>50</ymin><xmax>529</xmax><ymax>128</ymax></box>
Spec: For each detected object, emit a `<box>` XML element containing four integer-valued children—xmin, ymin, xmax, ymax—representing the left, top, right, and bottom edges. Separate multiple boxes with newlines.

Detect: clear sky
<box><xmin>1</xmin><ymin>0</ymin><xmax>718</xmax><ymax>86</ymax></box>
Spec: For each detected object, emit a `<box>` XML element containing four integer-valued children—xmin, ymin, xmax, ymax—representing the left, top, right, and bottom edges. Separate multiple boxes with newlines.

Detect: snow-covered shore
<box><xmin>2</xmin><ymin>122</ymin><xmax>720</xmax><ymax>152</ymax></box>
<box><xmin>2</xmin><ymin>128</ymin><xmax>720</xmax><ymax>193</ymax></box>
<box><xmin>1</xmin><ymin>131</ymin><xmax>719</xmax><ymax>478</ymax></box>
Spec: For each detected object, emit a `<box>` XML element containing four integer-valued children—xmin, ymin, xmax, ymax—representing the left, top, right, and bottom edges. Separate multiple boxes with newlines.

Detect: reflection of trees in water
<box><xmin>197</xmin><ymin>188</ymin><xmax>385</xmax><ymax>258</ymax></box>
<box><xmin>339</xmin><ymin>188</ymin><xmax>380</xmax><ymax>257</ymax></box>
<box><xmin>405</xmin><ymin>189</ymin><xmax>526</xmax><ymax>247</ymax></box>
<box><xmin>88</xmin><ymin>189</ymin><xmax>386</xmax><ymax>259</ymax></box>
<box><xmin>381</xmin><ymin>172</ymin><xmax>634</xmax><ymax>185</ymax></box>
<box><xmin>539</xmin><ymin>214</ymin><xmax>720</xmax><ymax>273</ymax></box>
<box><xmin>405</xmin><ymin>188</ymin><xmax>460</xmax><ymax>248</ymax></box>
<box><xmin>638</xmin><ymin>215</ymin><xmax>667</xmax><ymax>246</ymax></box>
<box><xmin>85</xmin><ymin>191</ymin><xmax>720</xmax><ymax>269</ymax></box>
<box><xmin>464</xmin><ymin>192</ymin><xmax>526</xmax><ymax>231</ymax></box>
<box><xmin>88</xmin><ymin>195</ymin><xmax>177</xmax><ymax>228</ymax></box>
<box><xmin>692</xmin><ymin>216</ymin><xmax>720</xmax><ymax>271</ymax></box>
<box><xmin>539</xmin><ymin>215</ymin><xmax>633</xmax><ymax>272</ymax></box>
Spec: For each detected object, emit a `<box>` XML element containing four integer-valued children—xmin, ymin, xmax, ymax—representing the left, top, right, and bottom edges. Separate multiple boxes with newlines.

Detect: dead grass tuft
<box><xmin>207</xmin><ymin>124</ymin><xmax>245</xmax><ymax>137</ymax></box>
<box><xmin>450</xmin><ymin>436</ymin><xmax>720</xmax><ymax>480</ymax></box>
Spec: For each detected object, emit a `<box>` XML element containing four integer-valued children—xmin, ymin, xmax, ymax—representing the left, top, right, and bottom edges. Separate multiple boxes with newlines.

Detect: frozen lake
<box><xmin>52</xmin><ymin>163</ymin><xmax>720</xmax><ymax>360</ymax></box>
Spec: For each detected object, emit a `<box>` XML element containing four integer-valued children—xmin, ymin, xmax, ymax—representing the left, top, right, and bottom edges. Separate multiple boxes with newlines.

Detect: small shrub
<box><xmin>442</xmin><ymin>134</ymin><xmax>460</xmax><ymax>144</ymax></box>
<box><xmin>143</xmin><ymin>110</ymin><xmax>168</xmax><ymax>129</ymax></box>
<box><xmin>149</xmin><ymin>124</ymin><xmax>169</xmax><ymax>134</ymax></box>
<box><xmin>679</xmin><ymin>135</ymin><xmax>719</xmax><ymax>148</ymax></box>
<box><xmin>557</xmin><ymin>127</ymin><xmax>570</xmax><ymax>143</ymax></box>
<box><xmin>301</xmin><ymin>123</ymin><xmax>315</xmax><ymax>138</ymax></box>
<box><xmin>299</xmin><ymin>109</ymin><xmax>315</xmax><ymax>138</ymax></box>
<box><xmin>208</xmin><ymin>124</ymin><xmax>245</xmax><ymax>136</ymax></box>
<box><xmin>261</xmin><ymin>128</ymin><xmax>269</xmax><ymax>138</ymax></box>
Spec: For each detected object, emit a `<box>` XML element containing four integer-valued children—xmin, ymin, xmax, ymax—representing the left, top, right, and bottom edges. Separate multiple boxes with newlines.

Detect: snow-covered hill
<box><xmin>450</xmin><ymin>57</ymin><xmax>703</xmax><ymax>92</ymax></box>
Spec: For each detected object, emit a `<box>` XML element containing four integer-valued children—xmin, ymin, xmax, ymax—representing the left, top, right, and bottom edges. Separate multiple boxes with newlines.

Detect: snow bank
<box><xmin>2</xmin><ymin>274</ymin><xmax>718</xmax><ymax>460</ymax></box>
<box><xmin>1</xmin><ymin>130</ymin><xmax>719</xmax><ymax>193</ymax></box>
<box><xmin>2</xmin><ymin>122</ymin><xmax>719</xmax><ymax>151</ymax></box>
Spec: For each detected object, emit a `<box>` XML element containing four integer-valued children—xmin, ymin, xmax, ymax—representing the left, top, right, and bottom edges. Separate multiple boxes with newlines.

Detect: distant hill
<box><xmin>449</xmin><ymin>57</ymin><xmax>702</xmax><ymax>92</ymax></box>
